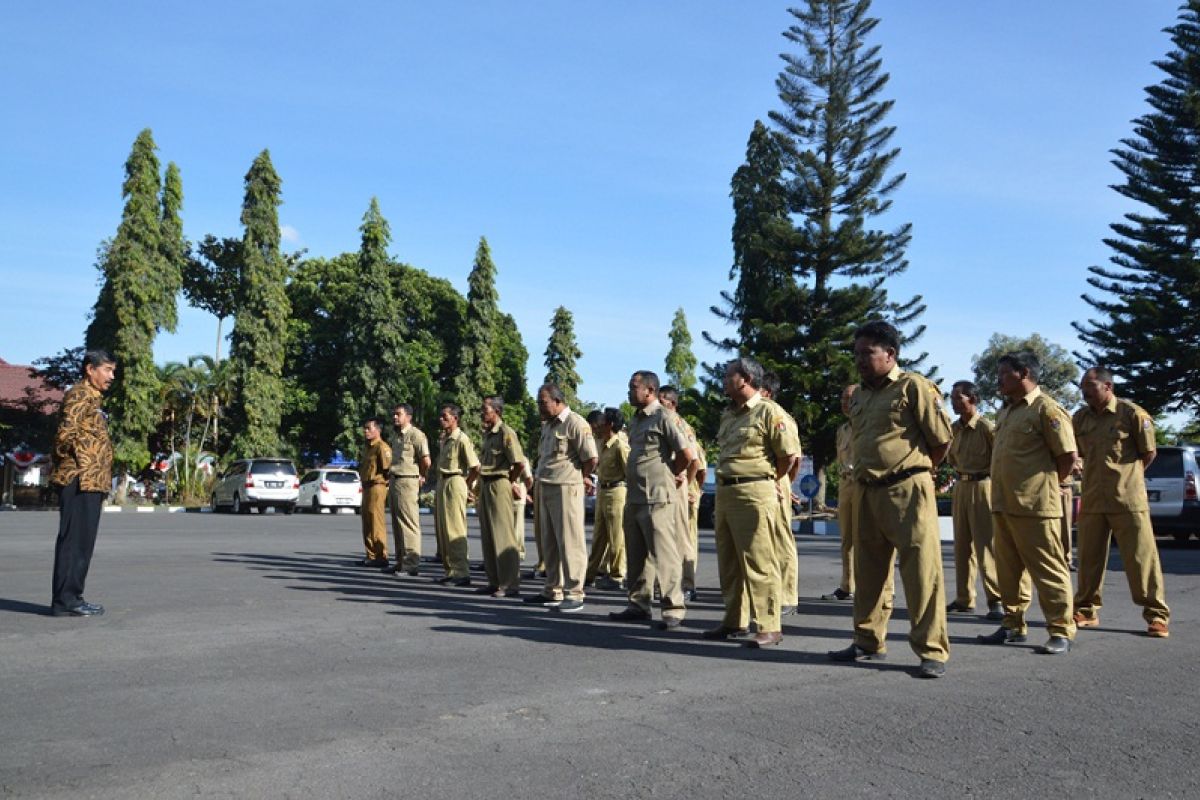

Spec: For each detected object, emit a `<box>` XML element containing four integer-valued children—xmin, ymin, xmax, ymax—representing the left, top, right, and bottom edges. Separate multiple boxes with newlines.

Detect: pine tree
<box><xmin>332</xmin><ymin>198</ymin><xmax>408</xmax><ymax>453</ymax></box>
<box><xmin>156</xmin><ymin>162</ymin><xmax>186</xmax><ymax>334</ymax></box>
<box><xmin>665</xmin><ymin>308</ymin><xmax>697</xmax><ymax>391</ymax></box>
<box><xmin>84</xmin><ymin>128</ymin><xmax>166</xmax><ymax>475</ymax></box>
<box><xmin>544</xmin><ymin>306</ymin><xmax>582</xmax><ymax>406</ymax></box>
<box><xmin>227</xmin><ymin>150</ymin><xmax>290</xmax><ymax>457</ymax></box>
<box><xmin>1074</xmin><ymin>1</ymin><xmax>1200</xmax><ymax>418</ymax></box>
<box><xmin>451</xmin><ymin>237</ymin><xmax>500</xmax><ymax>434</ymax></box>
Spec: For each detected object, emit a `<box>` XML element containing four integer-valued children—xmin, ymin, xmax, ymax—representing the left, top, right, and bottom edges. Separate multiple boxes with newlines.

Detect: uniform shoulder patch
<box><xmin>1049</xmin><ymin>417</ymin><xmax>1061</xmax><ymax>431</ymax></box>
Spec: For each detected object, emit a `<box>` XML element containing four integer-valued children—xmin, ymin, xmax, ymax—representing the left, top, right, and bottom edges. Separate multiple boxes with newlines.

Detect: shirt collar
<box><xmin>638</xmin><ymin>399</ymin><xmax>662</xmax><ymax>416</ymax></box>
<box><xmin>1018</xmin><ymin>386</ymin><xmax>1043</xmax><ymax>407</ymax></box>
<box><xmin>961</xmin><ymin>411</ymin><xmax>980</xmax><ymax>429</ymax></box>
<box><xmin>1102</xmin><ymin>395</ymin><xmax>1118</xmax><ymax>414</ymax></box>
<box><xmin>554</xmin><ymin>406</ymin><xmax>571</xmax><ymax>423</ymax></box>
<box><xmin>604</xmin><ymin>432</ymin><xmax>620</xmax><ymax>447</ymax></box>
<box><xmin>485</xmin><ymin>421</ymin><xmax>503</xmax><ymax>434</ymax></box>
<box><xmin>742</xmin><ymin>392</ymin><xmax>763</xmax><ymax>410</ymax></box>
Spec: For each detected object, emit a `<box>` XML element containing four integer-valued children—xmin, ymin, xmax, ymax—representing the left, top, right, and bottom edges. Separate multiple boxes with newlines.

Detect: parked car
<box><xmin>210</xmin><ymin>458</ymin><xmax>299</xmax><ymax>514</ymax></box>
<box><xmin>1147</xmin><ymin>443</ymin><xmax>1200</xmax><ymax>542</ymax></box>
<box><xmin>298</xmin><ymin>468</ymin><xmax>362</xmax><ymax>513</ymax></box>
<box><xmin>698</xmin><ymin>466</ymin><xmax>717</xmax><ymax>529</ymax></box>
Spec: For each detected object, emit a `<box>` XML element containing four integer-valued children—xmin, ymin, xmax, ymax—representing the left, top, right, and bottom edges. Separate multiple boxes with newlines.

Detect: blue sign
<box><xmin>798</xmin><ymin>474</ymin><xmax>820</xmax><ymax>499</ymax></box>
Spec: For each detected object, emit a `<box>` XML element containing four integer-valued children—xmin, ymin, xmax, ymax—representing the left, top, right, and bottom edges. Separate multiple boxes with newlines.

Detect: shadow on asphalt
<box><xmin>0</xmin><ymin>598</ymin><xmax>52</xmax><ymax>616</ymax></box>
<box><xmin>212</xmin><ymin>549</ymin><xmax>930</xmax><ymax>674</ymax></box>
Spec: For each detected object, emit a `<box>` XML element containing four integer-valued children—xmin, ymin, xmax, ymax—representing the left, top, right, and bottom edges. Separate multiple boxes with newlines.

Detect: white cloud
<box><xmin>280</xmin><ymin>224</ymin><xmax>301</xmax><ymax>244</ymax></box>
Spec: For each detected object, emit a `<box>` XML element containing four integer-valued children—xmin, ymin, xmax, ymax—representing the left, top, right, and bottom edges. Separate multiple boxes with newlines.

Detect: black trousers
<box><xmin>51</xmin><ymin>479</ymin><xmax>104</xmax><ymax>611</ymax></box>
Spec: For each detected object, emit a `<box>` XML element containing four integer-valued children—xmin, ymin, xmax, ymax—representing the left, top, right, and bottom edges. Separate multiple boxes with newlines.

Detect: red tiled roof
<box><xmin>0</xmin><ymin>358</ymin><xmax>62</xmax><ymax>409</ymax></box>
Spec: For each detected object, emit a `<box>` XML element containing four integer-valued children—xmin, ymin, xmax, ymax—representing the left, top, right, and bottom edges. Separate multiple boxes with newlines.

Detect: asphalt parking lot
<box><xmin>2</xmin><ymin>510</ymin><xmax>1198</xmax><ymax>799</ymax></box>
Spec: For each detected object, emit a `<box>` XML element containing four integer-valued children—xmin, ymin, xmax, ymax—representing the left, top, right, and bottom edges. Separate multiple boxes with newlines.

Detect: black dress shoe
<box><xmin>918</xmin><ymin>659</ymin><xmax>946</xmax><ymax>679</ymax></box>
<box><xmin>382</xmin><ymin>564</ymin><xmax>400</xmax><ymax>574</ymax></box>
<box><xmin>450</xmin><ymin>577</ymin><xmax>472</xmax><ymax>587</ymax></box>
<box><xmin>1037</xmin><ymin>636</ymin><xmax>1071</xmax><ymax>655</ymax></box>
<box><xmin>522</xmin><ymin>593</ymin><xmax>557</xmax><ymax>605</ymax></box>
<box><xmin>474</xmin><ymin>585</ymin><xmax>500</xmax><ymax>595</ymax></box>
<box><xmin>360</xmin><ymin>558</ymin><xmax>389</xmax><ymax>568</ymax></box>
<box><xmin>743</xmin><ymin>631</ymin><xmax>782</xmax><ymax>648</ymax></box>
<box><xmin>977</xmin><ymin>626</ymin><xmax>1027</xmax><ymax>645</ymax></box>
<box><xmin>946</xmin><ymin>601</ymin><xmax>973</xmax><ymax>613</ymax></box>
<box><xmin>609</xmin><ymin>606</ymin><xmax>651</xmax><ymax>622</ymax></box>
<box><xmin>52</xmin><ymin>601</ymin><xmax>104</xmax><ymax>617</ymax></box>
<box><xmin>701</xmin><ymin>625</ymin><xmax>750</xmax><ymax>640</ymax></box>
<box><xmin>683</xmin><ymin>588</ymin><xmax>698</xmax><ymax>602</ymax></box>
<box><xmin>828</xmin><ymin>643</ymin><xmax>886</xmax><ymax>662</ymax></box>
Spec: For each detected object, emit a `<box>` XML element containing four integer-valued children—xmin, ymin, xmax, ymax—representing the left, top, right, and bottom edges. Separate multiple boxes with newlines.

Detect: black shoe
<box><xmin>523</xmin><ymin>593</ymin><xmax>557</xmax><ymax>605</ymax></box>
<box><xmin>450</xmin><ymin>577</ymin><xmax>472</xmax><ymax>587</ymax></box>
<box><xmin>946</xmin><ymin>601</ymin><xmax>973</xmax><ymax>613</ymax></box>
<box><xmin>820</xmin><ymin>587</ymin><xmax>852</xmax><ymax>601</ymax></box>
<box><xmin>918</xmin><ymin>659</ymin><xmax>946</xmax><ymax>679</ymax></box>
<box><xmin>596</xmin><ymin>576</ymin><xmax>624</xmax><ymax>591</ymax></box>
<box><xmin>474</xmin><ymin>585</ymin><xmax>499</xmax><ymax>595</ymax></box>
<box><xmin>683</xmin><ymin>588</ymin><xmax>698</xmax><ymax>602</ymax></box>
<box><xmin>609</xmin><ymin>606</ymin><xmax>651</xmax><ymax>622</ymax></box>
<box><xmin>554</xmin><ymin>598</ymin><xmax>584</xmax><ymax>613</ymax></box>
<box><xmin>52</xmin><ymin>601</ymin><xmax>104</xmax><ymax>617</ymax></box>
<box><xmin>780</xmin><ymin>605</ymin><xmax>798</xmax><ymax>616</ymax></box>
<box><xmin>977</xmin><ymin>626</ymin><xmax>1027</xmax><ymax>645</ymax></box>
<box><xmin>656</xmin><ymin>616</ymin><xmax>683</xmax><ymax>631</ymax></box>
<box><xmin>1037</xmin><ymin>636</ymin><xmax>1071</xmax><ymax>655</ymax></box>
<box><xmin>382</xmin><ymin>564</ymin><xmax>400</xmax><ymax>574</ymax></box>
<box><xmin>405</xmin><ymin>568</ymin><xmax>420</xmax><ymax>577</ymax></box>
<box><xmin>360</xmin><ymin>558</ymin><xmax>389</xmax><ymax>568</ymax></box>
<box><xmin>434</xmin><ymin>575</ymin><xmax>453</xmax><ymax>585</ymax></box>
<box><xmin>828</xmin><ymin>643</ymin><xmax>887</xmax><ymax>662</ymax></box>
<box><xmin>701</xmin><ymin>625</ymin><xmax>750</xmax><ymax>640</ymax></box>
<box><xmin>985</xmin><ymin>601</ymin><xmax>1005</xmax><ymax>621</ymax></box>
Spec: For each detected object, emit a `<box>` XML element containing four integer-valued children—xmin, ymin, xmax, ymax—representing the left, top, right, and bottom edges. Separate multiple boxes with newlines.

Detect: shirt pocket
<box><xmin>554</xmin><ymin>432</ymin><xmax>569</xmax><ymax>455</ymax></box>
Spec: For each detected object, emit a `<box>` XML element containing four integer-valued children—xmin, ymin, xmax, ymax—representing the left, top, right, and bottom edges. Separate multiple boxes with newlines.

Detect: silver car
<box><xmin>210</xmin><ymin>458</ymin><xmax>299</xmax><ymax>514</ymax></box>
<box><xmin>1146</xmin><ymin>444</ymin><xmax>1200</xmax><ymax>542</ymax></box>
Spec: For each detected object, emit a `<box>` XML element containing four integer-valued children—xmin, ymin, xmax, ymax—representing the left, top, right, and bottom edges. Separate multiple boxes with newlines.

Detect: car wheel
<box><xmin>282</xmin><ymin>504</ymin><xmax>295</xmax><ymax>515</ymax></box>
<box><xmin>233</xmin><ymin>494</ymin><xmax>248</xmax><ymax>515</ymax></box>
<box><xmin>210</xmin><ymin>494</ymin><xmax>220</xmax><ymax>513</ymax></box>
<box><xmin>311</xmin><ymin>497</ymin><xmax>321</xmax><ymax>514</ymax></box>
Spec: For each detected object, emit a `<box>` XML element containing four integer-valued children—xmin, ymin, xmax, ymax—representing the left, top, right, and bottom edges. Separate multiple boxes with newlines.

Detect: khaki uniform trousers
<box><xmin>836</xmin><ymin>483</ymin><xmax>855</xmax><ymax>594</ymax></box>
<box><xmin>387</xmin><ymin>476</ymin><xmax>422</xmax><ymax>571</ymax></box>
<box><xmin>513</xmin><ymin>498</ymin><xmax>527</xmax><ymax>561</ymax></box>
<box><xmin>1059</xmin><ymin>487</ymin><xmax>1074</xmax><ymax>568</ymax></box>
<box><xmin>479</xmin><ymin>477</ymin><xmax>521</xmax><ymax>591</ymax></box>
<box><xmin>714</xmin><ymin>480</ymin><xmax>782</xmax><ymax>634</ymax></box>
<box><xmin>586</xmin><ymin>486</ymin><xmax>626</xmax><ymax>582</ymax></box>
<box><xmin>951</xmin><ymin>479</ymin><xmax>1000</xmax><ymax>608</ymax></box>
<box><xmin>434</xmin><ymin>475</ymin><xmax>470</xmax><ymax>579</ymax></box>
<box><xmin>773</xmin><ymin>478</ymin><xmax>799</xmax><ymax>606</ymax></box>
<box><xmin>539</xmin><ymin>482</ymin><xmax>586</xmax><ymax>601</ymax></box>
<box><xmin>992</xmin><ymin>513</ymin><xmax>1075</xmax><ymax>638</ymax></box>
<box><xmin>674</xmin><ymin>482</ymin><xmax>697</xmax><ymax>592</ymax></box>
<box><xmin>851</xmin><ymin>474</ymin><xmax>949</xmax><ymax>662</ymax></box>
<box><xmin>532</xmin><ymin>483</ymin><xmax>544</xmax><ymax>572</ymax></box>
<box><xmin>625</xmin><ymin>501</ymin><xmax>686</xmax><ymax>619</ymax></box>
<box><xmin>361</xmin><ymin>482</ymin><xmax>389</xmax><ymax>561</ymax></box>
<box><xmin>1074</xmin><ymin>510</ymin><xmax>1170</xmax><ymax>625</ymax></box>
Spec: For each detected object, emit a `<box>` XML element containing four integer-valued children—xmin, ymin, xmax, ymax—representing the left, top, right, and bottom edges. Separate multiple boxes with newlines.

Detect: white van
<box><xmin>210</xmin><ymin>458</ymin><xmax>300</xmax><ymax>514</ymax></box>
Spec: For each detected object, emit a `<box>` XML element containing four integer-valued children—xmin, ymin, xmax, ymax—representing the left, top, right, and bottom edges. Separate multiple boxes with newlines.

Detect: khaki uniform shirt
<box><xmin>1073</xmin><ymin>396</ymin><xmax>1155</xmax><ymax>514</ymax></box>
<box><xmin>388</xmin><ymin>424</ymin><xmax>430</xmax><ymax>478</ymax></box>
<box><xmin>836</xmin><ymin>422</ymin><xmax>853</xmax><ymax>469</ymax></box>
<box><xmin>358</xmin><ymin>438</ymin><xmax>393</xmax><ymax>487</ymax></box>
<box><xmin>991</xmin><ymin>387</ymin><xmax>1076</xmax><ymax>517</ymax></box>
<box><xmin>626</xmin><ymin>400</ymin><xmax>691</xmax><ymax>505</ymax></box>
<box><xmin>596</xmin><ymin>433</ymin><xmax>630</xmax><ymax>484</ymax></box>
<box><xmin>479</xmin><ymin>421</ymin><xmax>524</xmax><ymax>477</ymax></box>
<box><xmin>849</xmin><ymin>366</ymin><xmax>951</xmax><ymax>482</ymax></box>
<box><xmin>536</xmin><ymin>407</ymin><xmax>597</xmax><ymax>485</ymax></box>
<box><xmin>51</xmin><ymin>382</ymin><xmax>113</xmax><ymax>492</ymax></box>
<box><xmin>948</xmin><ymin>413</ymin><xmax>994</xmax><ymax>475</ymax></box>
<box><xmin>716</xmin><ymin>392</ymin><xmax>800</xmax><ymax>479</ymax></box>
<box><xmin>437</xmin><ymin>428</ymin><xmax>479</xmax><ymax>476</ymax></box>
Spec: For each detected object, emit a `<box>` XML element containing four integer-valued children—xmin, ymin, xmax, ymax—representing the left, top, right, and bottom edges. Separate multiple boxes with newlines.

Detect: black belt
<box><xmin>481</xmin><ymin>474</ymin><xmax>510</xmax><ymax>483</ymax></box>
<box><xmin>392</xmin><ymin>474</ymin><xmax>420</xmax><ymax>480</ymax></box>
<box><xmin>717</xmin><ymin>475</ymin><xmax>773</xmax><ymax>487</ymax></box>
<box><xmin>957</xmin><ymin>472</ymin><xmax>990</xmax><ymax>482</ymax></box>
<box><xmin>858</xmin><ymin>466</ymin><xmax>929</xmax><ymax>488</ymax></box>
<box><xmin>599</xmin><ymin>480</ymin><xmax>625</xmax><ymax>489</ymax></box>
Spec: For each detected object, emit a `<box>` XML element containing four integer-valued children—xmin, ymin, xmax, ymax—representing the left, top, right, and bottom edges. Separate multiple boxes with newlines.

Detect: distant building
<box><xmin>0</xmin><ymin>357</ymin><xmax>62</xmax><ymax>507</ymax></box>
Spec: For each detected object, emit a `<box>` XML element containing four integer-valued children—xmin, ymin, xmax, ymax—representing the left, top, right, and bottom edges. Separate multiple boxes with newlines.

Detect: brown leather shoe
<box><xmin>1073</xmin><ymin>611</ymin><xmax>1099</xmax><ymax>628</ymax></box>
<box><xmin>702</xmin><ymin>625</ymin><xmax>749</xmax><ymax>640</ymax></box>
<box><xmin>1148</xmin><ymin>621</ymin><xmax>1170</xmax><ymax>638</ymax></box>
<box><xmin>743</xmin><ymin>631</ymin><xmax>783</xmax><ymax>648</ymax></box>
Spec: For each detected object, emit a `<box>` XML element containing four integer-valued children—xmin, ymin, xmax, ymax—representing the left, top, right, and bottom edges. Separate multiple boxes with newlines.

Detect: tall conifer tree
<box><xmin>84</xmin><ymin>128</ymin><xmax>166</xmax><ymax>474</ymax></box>
<box><xmin>227</xmin><ymin>150</ymin><xmax>290</xmax><ymax>457</ymax></box>
<box><xmin>544</xmin><ymin>306</ymin><xmax>582</xmax><ymax>406</ymax></box>
<box><xmin>665</xmin><ymin>308</ymin><xmax>697</xmax><ymax>391</ymax></box>
<box><xmin>156</xmin><ymin>161</ymin><xmax>186</xmax><ymax>334</ymax></box>
<box><xmin>452</xmin><ymin>237</ymin><xmax>500</xmax><ymax>435</ymax></box>
<box><xmin>1075</xmin><ymin>1</ymin><xmax>1200</xmax><ymax>418</ymax></box>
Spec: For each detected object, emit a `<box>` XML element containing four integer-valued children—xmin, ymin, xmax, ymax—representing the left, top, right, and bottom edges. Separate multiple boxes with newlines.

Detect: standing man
<box><xmin>945</xmin><ymin>381</ymin><xmax>1004</xmax><ymax>621</ymax></box>
<box><xmin>434</xmin><ymin>404</ymin><xmax>479</xmax><ymax>587</ymax></box>
<box><xmin>523</xmin><ymin>384</ymin><xmax>597</xmax><ymax>612</ymax></box>
<box><xmin>476</xmin><ymin>396</ymin><xmax>526</xmax><ymax>598</ymax></box>
<box><xmin>1072</xmin><ymin>367</ymin><xmax>1170</xmax><ymax>637</ymax></box>
<box><xmin>759</xmin><ymin>371</ymin><xmax>802</xmax><ymax>615</ymax></box>
<box><xmin>703</xmin><ymin>358</ymin><xmax>800</xmax><ymax>648</ymax></box>
<box><xmin>386</xmin><ymin>403</ymin><xmax>430</xmax><ymax>577</ymax></box>
<box><xmin>585</xmin><ymin>408</ymin><xmax>630</xmax><ymax>591</ymax></box>
<box><xmin>822</xmin><ymin>384</ymin><xmax>858</xmax><ymax>602</ymax></box>
<box><xmin>658</xmin><ymin>386</ymin><xmax>705</xmax><ymax>601</ymax></box>
<box><xmin>357</xmin><ymin>417</ymin><xmax>392</xmax><ymax>568</ymax></box>
<box><xmin>50</xmin><ymin>349</ymin><xmax>116</xmax><ymax>617</ymax></box>
<box><xmin>609</xmin><ymin>373</ymin><xmax>697</xmax><ymax>629</ymax></box>
<box><xmin>978</xmin><ymin>351</ymin><xmax>1077</xmax><ymax>654</ymax></box>
<box><xmin>827</xmin><ymin>321</ymin><xmax>952</xmax><ymax>679</ymax></box>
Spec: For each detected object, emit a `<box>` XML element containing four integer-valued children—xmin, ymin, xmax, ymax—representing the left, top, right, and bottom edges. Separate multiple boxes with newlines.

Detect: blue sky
<box><xmin>0</xmin><ymin>1</ymin><xmax>1183</xmax><ymax>411</ymax></box>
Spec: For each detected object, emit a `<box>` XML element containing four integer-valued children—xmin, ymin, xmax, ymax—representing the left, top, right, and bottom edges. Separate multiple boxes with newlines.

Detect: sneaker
<box><xmin>917</xmin><ymin>659</ymin><xmax>946</xmax><ymax>679</ymax></box>
<box><xmin>1148</xmin><ymin>621</ymin><xmax>1170</xmax><ymax>638</ymax></box>
<box><xmin>821</xmin><ymin>587</ymin><xmax>852</xmax><ymax>601</ymax></box>
<box><xmin>1073</xmin><ymin>611</ymin><xmax>1099</xmax><ymax>628</ymax></box>
<box><xmin>554</xmin><ymin>598</ymin><xmax>584</xmax><ymax>613</ymax></box>
<box><xmin>683</xmin><ymin>588</ymin><xmax>698</xmax><ymax>602</ymax></box>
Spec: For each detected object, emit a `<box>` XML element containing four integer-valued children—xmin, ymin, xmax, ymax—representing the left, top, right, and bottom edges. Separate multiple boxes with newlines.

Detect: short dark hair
<box><xmin>853</xmin><ymin>320</ymin><xmax>901</xmax><ymax>355</ymax></box>
<box><xmin>951</xmin><ymin>380</ymin><xmax>980</xmax><ymax>404</ymax></box>
<box><xmin>631</xmin><ymin>371</ymin><xmax>660</xmax><ymax>392</ymax></box>
<box><xmin>604</xmin><ymin>406</ymin><xmax>624</xmax><ymax>433</ymax></box>
<box><xmin>1086</xmin><ymin>366</ymin><xmax>1114</xmax><ymax>384</ymax></box>
<box><xmin>537</xmin><ymin>383</ymin><xmax>566</xmax><ymax>404</ymax></box>
<box><xmin>761</xmin><ymin>371</ymin><xmax>781</xmax><ymax>397</ymax></box>
<box><xmin>658</xmin><ymin>385</ymin><xmax>679</xmax><ymax>404</ymax></box>
<box><xmin>725</xmin><ymin>357</ymin><xmax>763</xmax><ymax>388</ymax></box>
<box><xmin>392</xmin><ymin>403</ymin><xmax>414</xmax><ymax>418</ymax></box>
<box><xmin>440</xmin><ymin>403</ymin><xmax>463</xmax><ymax>421</ymax></box>
<box><xmin>80</xmin><ymin>349</ymin><xmax>115</xmax><ymax>375</ymax></box>
<box><xmin>364</xmin><ymin>416</ymin><xmax>385</xmax><ymax>431</ymax></box>
<box><xmin>997</xmin><ymin>351</ymin><xmax>1040</xmax><ymax>383</ymax></box>
<box><xmin>482</xmin><ymin>395</ymin><xmax>504</xmax><ymax>414</ymax></box>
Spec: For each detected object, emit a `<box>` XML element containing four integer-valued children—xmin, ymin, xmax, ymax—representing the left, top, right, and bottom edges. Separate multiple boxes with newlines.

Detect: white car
<box><xmin>1147</xmin><ymin>444</ymin><xmax>1200</xmax><ymax>542</ymax></box>
<box><xmin>298</xmin><ymin>468</ymin><xmax>362</xmax><ymax>513</ymax></box>
<box><xmin>211</xmin><ymin>458</ymin><xmax>300</xmax><ymax>514</ymax></box>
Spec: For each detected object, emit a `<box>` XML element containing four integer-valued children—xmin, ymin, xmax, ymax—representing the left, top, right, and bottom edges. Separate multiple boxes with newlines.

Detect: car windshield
<box><xmin>1145</xmin><ymin>449</ymin><xmax>1182</xmax><ymax>480</ymax></box>
<box><xmin>250</xmin><ymin>460</ymin><xmax>296</xmax><ymax>476</ymax></box>
<box><xmin>325</xmin><ymin>472</ymin><xmax>358</xmax><ymax>483</ymax></box>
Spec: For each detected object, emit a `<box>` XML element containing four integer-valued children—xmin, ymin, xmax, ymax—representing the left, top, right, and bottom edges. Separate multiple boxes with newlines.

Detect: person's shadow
<box><xmin>0</xmin><ymin>598</ymin><xmax>55</xmax><ymax>616</ymax></box>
